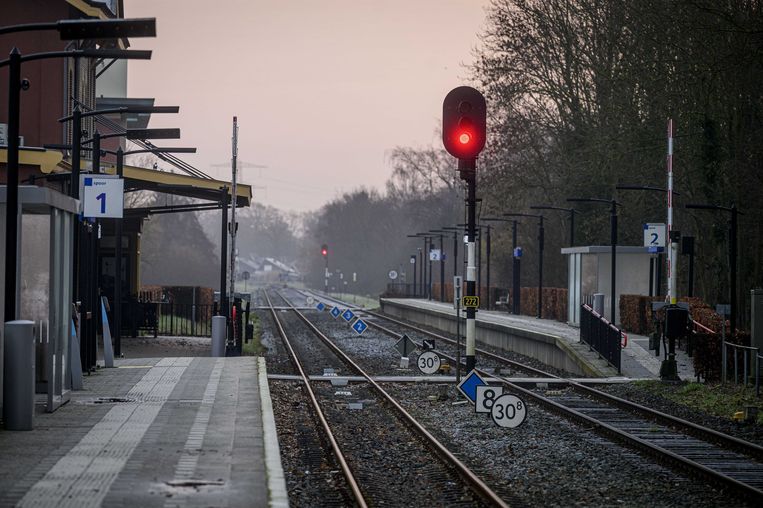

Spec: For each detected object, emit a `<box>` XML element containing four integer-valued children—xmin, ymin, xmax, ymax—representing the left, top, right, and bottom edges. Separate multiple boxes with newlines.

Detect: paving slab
<box><xmin>0</xmin><ymin>356</ymin><xmax>287</xmax><ymax>508</ymax></box>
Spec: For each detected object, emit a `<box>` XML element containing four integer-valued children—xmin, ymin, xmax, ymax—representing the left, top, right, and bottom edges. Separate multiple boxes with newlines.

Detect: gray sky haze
<box><xmin>126</xmin><ymin>0</ymin><xmax>489</xmax><ymax>212</ymax></box>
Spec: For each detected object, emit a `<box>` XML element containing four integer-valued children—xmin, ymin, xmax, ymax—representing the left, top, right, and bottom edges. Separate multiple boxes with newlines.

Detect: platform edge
<box><xmin>258</xmin><ymin>356</ymin><xmax>289</xmax><ymax>508</ymax></box>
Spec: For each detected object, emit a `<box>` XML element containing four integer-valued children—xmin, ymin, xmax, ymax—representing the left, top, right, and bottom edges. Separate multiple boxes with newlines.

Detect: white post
<box><xmin>667</xmin><ymin>118</ymin><xmax>677</xmax><ymax>304</ymax></box>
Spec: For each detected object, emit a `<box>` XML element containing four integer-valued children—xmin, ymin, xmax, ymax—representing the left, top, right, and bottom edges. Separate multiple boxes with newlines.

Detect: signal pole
<box><xmin>321</xmin><ymin>244</ymin><xmax>329</xmax><ymax>293</ymax></box>
<box><xmin>443</xmin><ymin>86</ymin><xmax>486</xmax><ymax>373</ymax></box>
<box><xmin>463</xmin><ymin>159</ymin><xmax>477</xmax><ymax>371</ymax></box>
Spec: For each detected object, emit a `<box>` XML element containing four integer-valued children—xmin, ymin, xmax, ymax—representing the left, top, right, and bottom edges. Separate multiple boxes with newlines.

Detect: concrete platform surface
<box><xmin>0</xmin><ymin>356</ymin><xmax>287</xmax><ymax>508</ymax></box>
<box><xmin>380</xmin><ymin>298</ymin><xmax>696</xmax><ymax>380</ymax></box>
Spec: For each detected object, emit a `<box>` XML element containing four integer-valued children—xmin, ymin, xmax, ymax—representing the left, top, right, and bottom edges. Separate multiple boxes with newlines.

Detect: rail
<box><xmin>277</xmin><ymin>289</ymin><xmax>510</xmax><ymax>508</ymax></box>
<box><xmin>307</xmin><ymin>290</ymin><xmax>763</xmax><ymax>501</ymax></box>
<box><xmin>262</xmin><ymin>290</ymin><xmax>367</xmax><ymax>507</ymax></box>
<box><xmin>579</xmin><ymin>304</ymin><xmax>622</xmax><ymax>373</ymax></box>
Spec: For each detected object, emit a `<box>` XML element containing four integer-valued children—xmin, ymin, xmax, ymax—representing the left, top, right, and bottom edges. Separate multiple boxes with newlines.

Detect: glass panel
<box><xmin>20</xmin><ymin>214</ymin><xmax>50</xmax><ymax>323</ymax></box>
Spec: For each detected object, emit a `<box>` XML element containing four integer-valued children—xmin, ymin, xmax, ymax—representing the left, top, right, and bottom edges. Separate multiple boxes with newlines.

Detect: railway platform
<box><xmin>0</xmin><ymin>356</ymin><xmax>287</xmax><ymax>508</ymax></box>
<box><xmin>378</xmin><ymin>298</ymin><xmax>696</xmax><ymax>380</ymax></box>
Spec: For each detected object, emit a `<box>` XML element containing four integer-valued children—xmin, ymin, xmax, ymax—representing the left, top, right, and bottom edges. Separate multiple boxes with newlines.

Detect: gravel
<box><xmin>262</xmin><ymin>289</ymin><xmax>758</xmax><ymax>507</ymax></box>
<box><xmin>385</xmin><ymin>382</ymin><xmax>749</xmax><ymax>508</ymax></box>
<box><xmin>595</xmin><ymin>383</ymin><xmax>763</xmax><ymax>447</ymax></box>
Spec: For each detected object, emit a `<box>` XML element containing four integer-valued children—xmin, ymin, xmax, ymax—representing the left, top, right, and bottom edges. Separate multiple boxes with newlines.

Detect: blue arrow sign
<box><xmin>457</xmin><ymin>370</ymin><xmax>487</xmax><ymax>404</ymax></box>
<box><xmin>316</xmin><ymin>302</ymin><xmax>326</xmax><ymax>311</ymax></box>
<box><xmin>352</xmin><ymin>319</ymin><xmax>368</xmax><ymax>335</ymax></box>
<box><xmin>330</xmin><ymin>306</ymin><xmax>341</xmax><ymax>318</ymax></box>
<box><xmin>342</xmin><ymin>309</ymin><xmax>355</xmax><ymax>322</ymax></box>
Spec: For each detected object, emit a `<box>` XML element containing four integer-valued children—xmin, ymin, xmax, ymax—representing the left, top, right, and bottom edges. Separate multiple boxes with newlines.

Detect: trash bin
<box><xmin>211</xmin><ymin>316</ymin><xmax>226</xmax><ymax>357</ymax></box>
<box><xmin>3</xmin><ymin>321</ymin><xmax>35</xmax><ymax>430</ymax></box>
<box><xmin>593</xmin><ymin>293</ymin><xmax>605</xmax><ymax>316</ymax></box>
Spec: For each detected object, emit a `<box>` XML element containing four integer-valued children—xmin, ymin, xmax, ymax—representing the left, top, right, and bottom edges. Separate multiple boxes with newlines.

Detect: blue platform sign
<box><xmin>330</xmin><ymin>306</ymin><xmax>341</xmax><ymax>318</ymax></box>
<box><xmin>342</xmin><ymin>309</ymin><xmax>355</xmax><ymax>322</ymax></box>
<box><xmin>352</xmin><ymin>319</ymin><xmax>368</xmax><ymax>335</ymax></box>
<box><xmin>316</xmin><ymin>302</ymin><xmax>326</xmax><ymax>311</ymax></box>
<box><xmin>457</xmin><ymin>370</ymin><xmax>487</xmax><ymax>404</ymax></box>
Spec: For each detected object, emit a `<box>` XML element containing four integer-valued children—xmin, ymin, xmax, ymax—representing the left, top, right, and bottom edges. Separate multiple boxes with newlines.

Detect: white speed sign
<box><xmin>490</xmin><ymin>394</ymin><xmax>527</xmax><ymax>428</ymax></box>
<box><xmin>417</xmin><ymin>351</ymin><xmax>441</xmax><ymax>375</ymax></box>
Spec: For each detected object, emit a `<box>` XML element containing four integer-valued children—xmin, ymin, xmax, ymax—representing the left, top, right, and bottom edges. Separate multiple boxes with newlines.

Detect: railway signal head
<box><xmin>442</xmin><ymin>86</ymin><xmax>486</xmax><ymax>160</ymax></box>
<box><xmin>321</xmin><ymin>244</ymin><xmax>328</xmax><ymax>257</ymax></box>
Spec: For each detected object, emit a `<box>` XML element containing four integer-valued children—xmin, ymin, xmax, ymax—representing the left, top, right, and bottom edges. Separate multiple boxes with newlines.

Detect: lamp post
<box><xmin>504</xmin><ymin>213</ymin><xmax>545</xmax><ymax>318</ymax></box>
<box><xmin>417</xmin><ymin>233</ymin><xmax>436</xmax><ymax>300</ymax></box>
<box><xmin>442</xmin><ymin>226</ymin><xmax>461</xmax><ymax>281</ymax></box>
<box><xmin>529</xmin><ymin>205</ymin><xmax>577</xmax><ymax>247</ymax></box>
<box><xmin>51</xmin><ymin>124</ymin><xmax>185</xmax><ymax>369</ymax></box>
<box><xmin>407</xmin><ymin>234</ymin><xmax>426</xmax><ymax>297</ymax></box>
<box><xmin>409</xmin><ymin>253</ymin><xmax>417</xmax><ymax>297</ymax></box>
<box><xmin>616</xmin><ymin>184</ymin><xmax>681</xmax><ymax>298</ymax></box>
<box><xmin>101</xmin><ymin>146</ymin><xmax>195</xmax><ymax>357</ymax></box>
<box><xmin>429</xmin><ymin>230</ymin><xmax>448</xmax><ymax>302</ymax></box>
<box><xmin>567</xmin><ymin>198</ymin><xmax>621</xmax><ymax>324</ymax></box>
<box><xmin>2</xmin><ymin>46</ymin><xmax>153</xmax><ymax>322</ymax></box>
<box><xmin>482</xmin><ymin>217</ymin><xmax>522</xmax><ymax>314</ymax></box>
<box><xmin>685</xmin><ymin>203</ymin><xmax>740</xmax><ymax>335</ymax></box>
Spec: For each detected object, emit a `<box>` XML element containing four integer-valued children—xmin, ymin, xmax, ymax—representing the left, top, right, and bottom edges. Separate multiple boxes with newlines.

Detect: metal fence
<box><xmin>580</xmin><ymin>304</ymin><xmax>623</xmax><ymax>373</ymax></box>
<box><xmin>156</xmin><ymin>302</ymin><xmax>215</xmax><ymax>337</ymax></box>
<box><xmin>723</xmin><ymin>341</ymin><xmax>762</xmax><ymax>396</ymax></box>
<box><xmin>121</xmin><ymin>301</ymin><xmax>215</xmax><ymax>337</ymax></box>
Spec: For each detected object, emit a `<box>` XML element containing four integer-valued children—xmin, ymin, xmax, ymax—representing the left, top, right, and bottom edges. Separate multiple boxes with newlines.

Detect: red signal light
<box><xmin>321</xmin><ymin>244</ymin><xmax>328</xmax><ymax>257</ymax></box>
<box><xmin>442</xmin><ymin>86</ymin><xmax>486</xmax><ymax>160</ymax></box>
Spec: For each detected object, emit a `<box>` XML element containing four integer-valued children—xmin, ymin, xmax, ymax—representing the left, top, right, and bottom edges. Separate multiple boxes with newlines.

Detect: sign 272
<box><xmin>462</xmin><ymin>296</ymin><xmax>480</xmax><ymax>308</ymax></box>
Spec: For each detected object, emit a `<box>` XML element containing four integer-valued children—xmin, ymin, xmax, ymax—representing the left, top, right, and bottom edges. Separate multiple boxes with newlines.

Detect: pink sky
<box><xmin>126</xmin><ymin>0</ymin><xmax>489</xmax><ymax>212</ymax></box>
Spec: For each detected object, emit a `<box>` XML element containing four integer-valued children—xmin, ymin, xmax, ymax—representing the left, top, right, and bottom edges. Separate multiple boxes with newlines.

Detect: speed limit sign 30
<box><xmin>417</xmin><ymin>351</ymin><xmax>441</xmax><ymax>375</ymax></box>
<box><xmin>490</xmin><ymin>394</ymin><xmax>527</xmax><ymax>428</ymax></box>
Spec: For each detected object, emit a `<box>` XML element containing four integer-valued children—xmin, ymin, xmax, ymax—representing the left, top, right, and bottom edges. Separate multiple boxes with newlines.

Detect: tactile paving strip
<box><xmin>18</xmin><ymin>358</ymin><xmax>192</xmax><ymax>508</ymax></box>
<box><xmin>163</xmin><ymin>358</ymin><xmax>225</xmax><ymax>507</ymax></box>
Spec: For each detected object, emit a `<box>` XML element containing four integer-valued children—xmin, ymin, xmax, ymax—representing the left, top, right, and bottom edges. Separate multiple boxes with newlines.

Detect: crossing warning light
<box><xmin>321</xmin><ymin>244</ymin><xmax>328</xmax><ymax>257</ymax></box>
<box><xmin>442</xmin><ymin>86</ymin><xmax>486</xmax><ymax>160</ymax></box>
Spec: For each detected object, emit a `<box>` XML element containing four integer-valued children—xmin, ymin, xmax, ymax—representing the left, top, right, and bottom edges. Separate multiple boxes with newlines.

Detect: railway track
<box><xmin>300</xmin><ymin>288</ymin><xmax>763</xmax><ymax>503</ymax></box>
<box><xmin>263</xmin><ymin>289</ymin><xmax>511</xmax><ymax>507</ymax></box>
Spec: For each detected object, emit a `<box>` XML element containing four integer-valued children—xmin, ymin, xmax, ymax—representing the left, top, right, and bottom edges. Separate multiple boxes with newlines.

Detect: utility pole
<box><xmin>228</xmin><ymin>117</ymin><xmax>239</xmax><ymax>351</ymax></box>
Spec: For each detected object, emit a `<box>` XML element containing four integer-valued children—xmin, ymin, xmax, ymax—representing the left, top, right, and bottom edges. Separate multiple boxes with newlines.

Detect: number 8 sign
<box><xmin>490</xmin><ymin>394</ymin><xmax>527</xmax><ymax>428</ymax></box>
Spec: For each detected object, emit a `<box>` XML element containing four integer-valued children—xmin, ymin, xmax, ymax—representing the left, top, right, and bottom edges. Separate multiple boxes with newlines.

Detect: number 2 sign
<box><xmin>643</xmin><ymin>223</ymin><xmax>666</xmax><ymax>248</ymax></box>
<box><xmin>81</xmin><ymin>176</ymin><xmax>124</xmax><ymax>218</ymax></box>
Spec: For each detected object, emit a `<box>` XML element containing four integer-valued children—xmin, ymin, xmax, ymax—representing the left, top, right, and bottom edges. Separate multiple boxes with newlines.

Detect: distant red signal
<box><xmin>321</xmin><ymin>244</ymin><xmax>328</xmax><ymax>257</ymax></box>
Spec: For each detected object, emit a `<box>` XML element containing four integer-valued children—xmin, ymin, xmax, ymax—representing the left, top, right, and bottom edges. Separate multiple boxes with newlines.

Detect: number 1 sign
<box><xmin>81</xmin><ymin>176</ymin><xmax>124</xmax><ymax>218</ymax></box>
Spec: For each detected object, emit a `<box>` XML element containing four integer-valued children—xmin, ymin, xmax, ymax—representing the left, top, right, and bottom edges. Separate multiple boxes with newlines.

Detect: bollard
<box><xmin>593</xmin><ymin>293</ymin><xmax>605</xmax><ymax>316</ymax></box>
<box><xmin>3</xmin><ymin>321</ymin><xmax>35</xmax><ymax>430</ymax></box>
<box><xmin>211</xmin><ymin>316</ymin><xmax>226</xmax><ymax>357</ymax></box>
